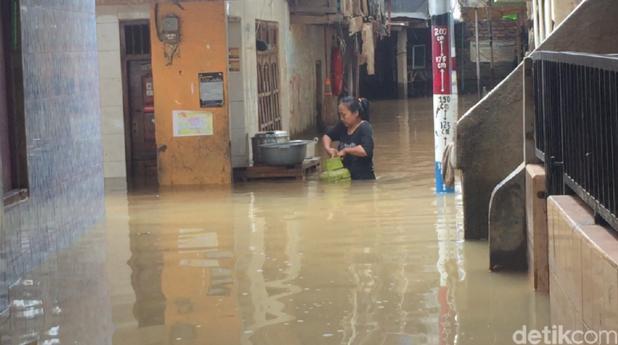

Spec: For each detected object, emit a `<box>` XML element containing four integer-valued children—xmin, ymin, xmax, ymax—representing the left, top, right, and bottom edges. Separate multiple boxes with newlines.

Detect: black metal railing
<box><xmin>532</xmin><ymin>51</ymin><xmax>618</xmax><ymax>232</ymax></box>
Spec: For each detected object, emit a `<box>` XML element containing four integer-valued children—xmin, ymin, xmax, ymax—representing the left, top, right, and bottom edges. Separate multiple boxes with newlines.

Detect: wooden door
<box><xmin>127</xmin><ymin>60</ymin><xmax>157</xmax><ymax>186</ymax></box>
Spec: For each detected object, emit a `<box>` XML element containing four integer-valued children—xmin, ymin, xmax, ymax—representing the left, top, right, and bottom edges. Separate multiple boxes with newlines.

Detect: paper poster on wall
<box><xmin>173</xmin><ymin>110</ymin><xmax>214</xmax><ymax>137</ymax></box>
<box><xmin>199</xmin><ymin>72</ymin><xmax>224</xmax><ymax>108</ymax></box>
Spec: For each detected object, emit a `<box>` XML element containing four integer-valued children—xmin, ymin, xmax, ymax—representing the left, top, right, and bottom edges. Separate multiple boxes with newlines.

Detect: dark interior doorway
<box><xmin>120</xmin><ymin>21</ymin><xmax>157</xmax><ymax>188</ymax></box>
<box><xmin>359</xmin><ymin>34</ymin><xmax>398</xmax><ymax>100</ymax></box>
<box><xmin>407</xmin><ymin>27</ymin><xmax>432</xmax><ymax>98</ymax></box>
<box><xmin>315</xmin><ymin>60</ymin><xmax>324</xmax><ymax>131</ymax></box>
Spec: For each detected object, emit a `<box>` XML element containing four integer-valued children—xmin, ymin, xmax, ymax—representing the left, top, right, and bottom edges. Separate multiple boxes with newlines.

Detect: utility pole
<box><xmin>488</xmin><ymin>0</ymin><xmax>495</xmax><ymax>87</ymax></box>
<box><xmin>429</xmin><ymin>0</ymin><xmax>457</xmax><ymax>193</ymax></box>
<box><xmin>475</xmin><ymin>7</ymin><xmax>481</xmax><ymax>99</ymax></box>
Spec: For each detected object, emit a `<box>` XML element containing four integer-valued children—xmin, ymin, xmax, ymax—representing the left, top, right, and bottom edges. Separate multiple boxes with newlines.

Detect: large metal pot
<box><xmin>252</xmin><ymin>131</ymin><xmax>289</xmax><ymax>164</ymax></box>
<box><xmin>258</xmin><ymin>140</ymin><xmax>307</xmax><ymax>166</ymax></box>
<box><xmin>303</xmin><ymin>138</ymin><xmax>319</xmax><ymax>159</ymax></box>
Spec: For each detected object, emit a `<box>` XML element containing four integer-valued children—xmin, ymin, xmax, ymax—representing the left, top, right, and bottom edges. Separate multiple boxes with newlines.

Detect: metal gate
<box><xmin>532</xmin><ymin>51</ymin><xmax>618</xmax><ymax>231</ymax></box>
<box><xmin>256</xmin><ymin>21</ymin><xmax>282</xmax><ymax>131</ymax></box>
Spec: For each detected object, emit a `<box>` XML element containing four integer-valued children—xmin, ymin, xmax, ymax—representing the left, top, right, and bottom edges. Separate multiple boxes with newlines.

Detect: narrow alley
<box><xmin>2</xmin><ymin>0</ymin><xmax>618</xmax><ymax>344</ymax></box>
<box><xmin>1</xmin><ymin>99</ymin><xmax>548</xmax><ymax>345</ymax></box>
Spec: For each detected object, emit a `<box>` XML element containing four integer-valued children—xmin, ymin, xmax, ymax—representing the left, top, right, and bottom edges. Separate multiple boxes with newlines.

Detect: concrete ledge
<box><xmin>548</xmin><ymin>196</ymin><xmax>618</xmax><ymax>331</ymax></box>
<box><xmin>488</xmin><ymin>163</ymin><xmax>527</xmax><ymax>271</ymax></box>
<box><xmin>456</xmin><ymin>63</ymin><xmax>524</xmax><ymax>240</ymax></box>
<box><xmin>526</xmin><ymin>164</ymin><xmax>549</xmax><ymax>292</ymax></box>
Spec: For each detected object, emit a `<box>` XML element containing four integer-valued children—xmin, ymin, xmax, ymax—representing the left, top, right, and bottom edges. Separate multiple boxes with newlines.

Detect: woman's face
<box><xmin>338</xmin><ymin>103</ymin><xmax>360</xmax><ymax>128</ymax></box>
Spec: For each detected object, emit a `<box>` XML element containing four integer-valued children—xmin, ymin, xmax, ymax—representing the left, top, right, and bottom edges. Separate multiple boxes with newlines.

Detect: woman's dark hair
<box><xmin>339</xmin><ymin>96</ymin><xmax>370</xmax><ymax>122</ymax></box>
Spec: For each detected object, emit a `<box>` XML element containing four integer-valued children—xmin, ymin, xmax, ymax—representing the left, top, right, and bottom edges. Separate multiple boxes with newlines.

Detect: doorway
<box><xmin>120</xmin><ymin>21</ymin><xmax>157</xmax><ymax>188</ymax></box>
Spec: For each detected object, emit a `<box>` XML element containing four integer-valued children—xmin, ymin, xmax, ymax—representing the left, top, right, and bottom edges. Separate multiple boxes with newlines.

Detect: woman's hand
<box><xmin>327</xmin><ymin>148</ymin><xmax>338</xmax><ymax>157</ymax></box>
<box><xmin>336</xmin><ymin>148</ymin><xmax>348</xmax><ymax>157</ymax></box>
<box><xmin>323</xmin><ymin>135</ymin><xmax>338</xmax><ymax>158</ymax></box>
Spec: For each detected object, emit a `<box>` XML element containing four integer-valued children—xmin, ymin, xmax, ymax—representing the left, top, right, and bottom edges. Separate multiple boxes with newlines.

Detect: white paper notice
<box><xmin>172</xmin><ymin>110</ymin><xmax>214</xmax><ymax>137</ymax></box>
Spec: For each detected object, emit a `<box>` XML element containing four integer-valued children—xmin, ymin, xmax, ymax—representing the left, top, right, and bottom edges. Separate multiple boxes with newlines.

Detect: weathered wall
<box><xmin>96</xmin><ymin>5</ymin><xmax>150</xmax><ymax>188</ymax></box>
<box><xmin>1</xmin><ymin>0</ymin><xmax>105</xmax><ymax>313</ymax></box>
<box><xmin>287</xmin><ymin>24</ymin><xmax>325</xmax><ymax>135</ymax></box>
<box><xmin>150</xmin><ymin>1</ymin><xmax>231</xmax><ymax>185</ymax></box>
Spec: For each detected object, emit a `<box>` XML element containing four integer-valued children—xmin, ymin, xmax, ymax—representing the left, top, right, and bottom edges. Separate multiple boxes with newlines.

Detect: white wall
<box><xmin>96</xmin><ymin>5</ymin><xmax>149</xmax><ymax>183</ymax></box>
<box><xmin>228</xmin><ymin>0</ymin><xmax>291</xmax><ymax>138</ymax></box>
<box><xmin>531</xmin><ymin>0</ymin><xmax>581</xmax><ymax>48</ymax></box>
<box><xmin>226</xmin><ymin>0</ymin><xmax>326</xmax><ymax>166</ymax></box>
<box><xmin>228</xmin><ymin>18</ymin><xmax>249</xmax><ymax>168</ymax></box>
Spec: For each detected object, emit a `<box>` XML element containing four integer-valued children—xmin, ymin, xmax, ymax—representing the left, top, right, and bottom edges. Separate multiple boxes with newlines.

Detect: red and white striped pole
<box><xmin>430</xmin><ymin>0</ymin><xmax>458</xmax><ymax>193</ymax></box>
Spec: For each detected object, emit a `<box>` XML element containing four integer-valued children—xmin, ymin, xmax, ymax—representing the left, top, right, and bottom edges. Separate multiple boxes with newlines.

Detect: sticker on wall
<box><xmin>173</xmin><ymin>110</ymin><xmax>214</xmax><ymax>137</ymax></box>
<box><xmin>229</xmin><ymin>48</ymin><xmax>241</xmax><ymax>72</ymax></box>
<box><xmin>229</xmin><ymin>60</ymin><xmax>240</xmax><ymax>72</ymax></box>
<box><xmin>199</xmin><ymin>72</ymin><xmax>224</xmax><ymax>108</ymax></box>
<box><xmin>228</xmin><ymin>48</ymin><xmax>240</xmax><ymax>59</ymax></box>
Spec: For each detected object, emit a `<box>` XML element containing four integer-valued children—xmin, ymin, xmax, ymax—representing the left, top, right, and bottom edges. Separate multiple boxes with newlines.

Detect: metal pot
<box><xmin>258</xmin><ymin>140</ymin><xmax>307</xmax><ymax>166</ymax></box>
<box><xmin>252</xmin><ymin>131</ymin><xmax>289</xmax><ymax>164</ymax></box>
<box><xmin>303</xmin><ymin>137</ymin><xmax>319</xmax><ymax>159</ymax></box>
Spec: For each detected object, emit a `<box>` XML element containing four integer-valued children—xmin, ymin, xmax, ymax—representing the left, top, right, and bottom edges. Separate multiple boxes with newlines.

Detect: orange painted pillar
<box><xmin>150</xmin><ymin>1</ymin><xmax>231</xmax><ymax>186</ymax></box>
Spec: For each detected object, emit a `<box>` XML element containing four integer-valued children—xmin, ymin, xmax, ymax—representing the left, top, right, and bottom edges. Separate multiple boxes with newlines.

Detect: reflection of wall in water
<box><xmin>163</xmin><ymin>227</ymin><xmax>241</xmax><ymax>344</ymax></box>
<box><xmin>128</xmin><ymin>223</ymin><xmax>166</xmax><ymax>327</ymax></box>
<box><xmin>0</xmin><ymin>229</ymin><xmax>112</xmax><ymax>344</ymax></box>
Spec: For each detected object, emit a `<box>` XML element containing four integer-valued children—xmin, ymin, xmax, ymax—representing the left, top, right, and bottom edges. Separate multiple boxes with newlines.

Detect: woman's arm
<box><xmin>322</xmin><ymin>135</ymin><xmax>338</xmax><ymax>157</ymax></box>
<box><xmin>338</xmin><ymin>145</ymin><xmax>367</xmax><ymax>157</ymax></box>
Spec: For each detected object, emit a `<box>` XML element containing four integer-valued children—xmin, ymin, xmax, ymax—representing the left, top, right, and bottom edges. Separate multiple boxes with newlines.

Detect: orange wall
<box><xmin>150</xmin><ymin>1</ymin><xmax>231</xmax><ymax>185</ymax></box>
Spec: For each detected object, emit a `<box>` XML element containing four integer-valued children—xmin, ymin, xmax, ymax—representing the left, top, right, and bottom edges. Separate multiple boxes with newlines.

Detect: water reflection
<box><xmin>0</xmin><ymin>221</ymin><xmax>112</xmax><ymax>345</ymax></box>
<box><xmin>0</xmin><ymin>98</ymin><xmax>549</xmax><ymax>345</ymax></box>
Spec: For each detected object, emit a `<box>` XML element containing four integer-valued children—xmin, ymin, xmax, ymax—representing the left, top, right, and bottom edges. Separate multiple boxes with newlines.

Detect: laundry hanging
<box><xmin>361</xmin><ymin>23</ymin><xmax>375</xmax><ymax>75</ymax></box>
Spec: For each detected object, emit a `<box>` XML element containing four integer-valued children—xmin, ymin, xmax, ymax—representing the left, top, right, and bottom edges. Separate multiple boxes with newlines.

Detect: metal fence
<box><xmin>532</xmin><ymin>51</ymin><xmax>618</xmax><ymax>231</ymax></box>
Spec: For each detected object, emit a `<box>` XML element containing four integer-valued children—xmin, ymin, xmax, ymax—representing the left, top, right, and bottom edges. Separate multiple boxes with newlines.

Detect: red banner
<box><xmin>431</xmin><ymin>25</ymin><xmax>451</xmax><ymax>95</ymax></box>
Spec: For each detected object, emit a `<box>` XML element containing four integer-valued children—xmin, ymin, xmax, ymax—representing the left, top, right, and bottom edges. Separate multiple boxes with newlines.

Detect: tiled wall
<box><xmin>96</xmin><ymin>5</ymin><xmax>150</xmax><ymax>184</ymax></box>
<box><xmin>0</xmin><ymin>0</ymin><xmax>105</xmax><ymax>314</ymax></box>
<box><xmin>547</xmin><ymin>196</ymin><xmax>618</xmax><ymax>331</ymax></box>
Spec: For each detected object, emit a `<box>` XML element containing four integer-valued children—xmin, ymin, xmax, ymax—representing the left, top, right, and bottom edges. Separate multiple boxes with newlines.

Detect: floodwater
<box><xmin>1</xmin><ymin>98</ymin><xmax>548</xmax><ymax>345</ymax></box>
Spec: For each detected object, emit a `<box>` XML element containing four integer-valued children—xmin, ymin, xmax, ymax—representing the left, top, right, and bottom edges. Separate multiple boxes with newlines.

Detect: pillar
<box><xmin>396</xmin><ymin>29</ymin><xmax>408</xmax><ymax>99</ymax></box>
<box><xmin>429</xmin><ymin>0</ymin><xmax>458</xmax><ymax>193</ymax></box>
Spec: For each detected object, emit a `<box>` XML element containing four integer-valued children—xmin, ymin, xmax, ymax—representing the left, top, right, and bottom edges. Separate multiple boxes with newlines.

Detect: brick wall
<box><xmin>457</xmin><ymin>5</ymin><xmax>527</xmax><ymax>93</ymax></box>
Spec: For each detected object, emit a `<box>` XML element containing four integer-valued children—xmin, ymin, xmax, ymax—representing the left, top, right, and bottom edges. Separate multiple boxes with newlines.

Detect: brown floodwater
<box><xmin>0</xmin><ymin>98</ymin><xmax>549</xmax><ymax>345</ymax></box>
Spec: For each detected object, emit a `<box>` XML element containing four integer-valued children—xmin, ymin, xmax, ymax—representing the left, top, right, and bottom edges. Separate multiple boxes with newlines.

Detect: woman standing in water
<box><xmin>322</xmin><ymin>97</ymin><xmax>375</xmax><ymax>180</ymax></box>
